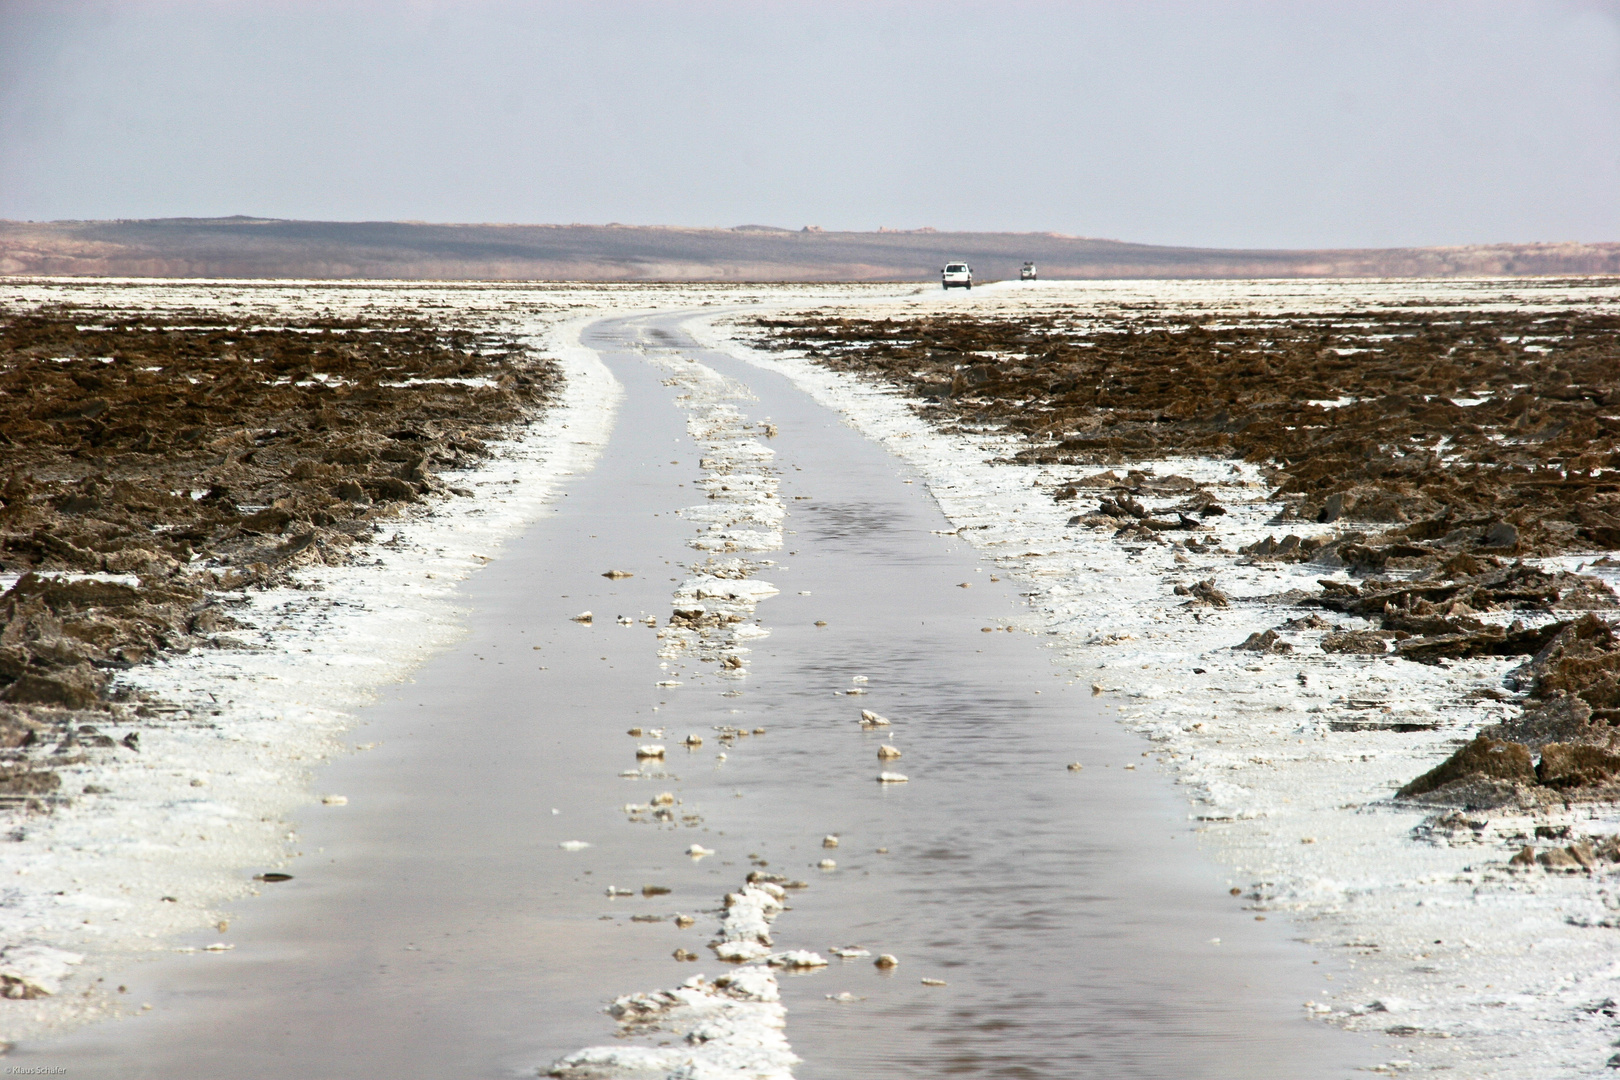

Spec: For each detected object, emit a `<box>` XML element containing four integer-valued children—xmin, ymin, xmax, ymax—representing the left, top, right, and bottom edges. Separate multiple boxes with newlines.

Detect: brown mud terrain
<box><xmin>749</xmin><ymin>297</ymin><xmax>1620</xmax><ymax>807</ymax></box>
<box><xmin>0</xmin><ymin>307</ymin><xmax>558</xmax><ymax>808</ymax></box>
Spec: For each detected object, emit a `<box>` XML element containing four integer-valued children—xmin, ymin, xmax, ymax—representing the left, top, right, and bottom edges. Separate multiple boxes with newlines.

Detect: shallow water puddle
<box><xmin>19</xmin><ymin>311</ymin><xmax>1368</xmax><ymax>1078</ymax></box>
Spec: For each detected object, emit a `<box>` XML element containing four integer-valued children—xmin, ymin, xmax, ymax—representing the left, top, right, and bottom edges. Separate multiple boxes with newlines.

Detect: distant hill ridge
<box><xmin>1</xmin><ymin>216</ymin><xmax>1616</xmax><ymax>281</ymax></box>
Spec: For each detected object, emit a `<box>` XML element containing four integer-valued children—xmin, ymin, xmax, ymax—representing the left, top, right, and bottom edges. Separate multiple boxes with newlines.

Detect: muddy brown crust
<box><xmin>750</xmin><ymin>303</ymin><xmax>1620</xmax><ymax>553</ymax></box>
<box><xmin>0</xmin><ymin>306</ymin><xmax>560</xmax><ymax>800</ymax></box>
<box><xmin>748</xmin><ymin>304</ymin><xmax>1620</xmax><ymax>807</ymax></box>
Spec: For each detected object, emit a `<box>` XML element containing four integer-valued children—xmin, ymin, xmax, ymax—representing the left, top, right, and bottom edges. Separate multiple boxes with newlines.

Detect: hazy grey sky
<box><xmin>2</xmin><ymin>1</ymin><xmax>1617</xmax><ymax>248</ymax></box>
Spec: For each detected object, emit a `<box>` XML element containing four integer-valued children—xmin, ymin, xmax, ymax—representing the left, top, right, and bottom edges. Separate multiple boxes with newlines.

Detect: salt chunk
<box><xmin>714</xmin><ymin>965</ymin><xmax>780</xmax><ymax>1001</ymax></box>
<box><xmin>860</xmin><ymin>710</ymin><xmax>891</xmax><ymax>726</ymax></box>
<box><xmin>768</xmin><ymin>950</ymin><xmax>827</xmax><ymax>968</ymax></box>
<box><xmin>877</xmin><ymin>772</ymin><xmax>909</xmax><ymax>783</ymax></box>
<box><xmin>0</xmin><ymin>945</ymin><xmax>83</xmax><ymax>999</ymax></box>
<box><xmin>713</xmin><ymin>940</ymin><xmax>771</xmax><ymax>962</ymax></box>
<box><xmin>321</xmin><ymin>794</ymin><xmax>348</xmax><ymax>805</ymax></box>
<box><xmin>557</xmin><ymin>840</ymin><xmax>591</xmax><ymax>851</ymax></box>
<box><xmin>687</xmin><ymin>845</ymin><xmax>716</xmax><ymax>858</ymax></box>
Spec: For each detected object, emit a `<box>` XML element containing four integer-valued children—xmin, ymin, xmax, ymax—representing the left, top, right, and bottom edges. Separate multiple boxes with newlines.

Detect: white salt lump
<box><xmin>0</xmin><ymin>946</ymin><xmax>83</xmax><ymax>999</ymax></box>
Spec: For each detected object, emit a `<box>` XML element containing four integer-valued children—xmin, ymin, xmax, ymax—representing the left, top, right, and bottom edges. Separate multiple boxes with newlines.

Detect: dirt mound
<box><xmin>0</xmin><ymin>306</ymin><xmax>559</xmax><ymax>799</ymax></box>
<box><xmin>1398</xmin><ymin>731</ymin><xmax>1620</xmax><ymax>809</ymax></box>
<box><xmin>1536</xmin><ymin>742</ymin><xmax>1620</xmax><ymax>788</ymax></box>
<box><xmin>1398</xmin><ymin>735</ymin><xmax>1537</xmax><ymax>800</ymax></box>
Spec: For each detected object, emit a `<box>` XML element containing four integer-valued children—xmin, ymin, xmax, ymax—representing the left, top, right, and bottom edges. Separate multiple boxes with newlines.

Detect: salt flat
<box><xmin>1</xmin><ymin>277</ymin><xmax>1616</xmax><ymax>1077</ymax></box>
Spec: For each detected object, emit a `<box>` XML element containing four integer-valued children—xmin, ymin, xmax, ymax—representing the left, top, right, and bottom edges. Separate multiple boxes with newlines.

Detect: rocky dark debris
<box><xmin>0</xmin><ymin>306</ymin><xmax>559</xmax><ymax>799</ymax></box>
<box><xmin>1235</xmin><ymin>629</ymin><xmax>1292</xmax><ymax>654</ymax></box>
<box><xmin>750</xmin><ymin>306</ymin><xmax>1620</xmax><ymax>555</ymax></box>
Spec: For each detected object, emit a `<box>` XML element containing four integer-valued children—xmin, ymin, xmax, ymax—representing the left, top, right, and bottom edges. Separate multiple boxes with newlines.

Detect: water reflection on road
<box><xmin>26</xmin><ymin>310</ymin><xmax>1367</xmax><ymax>1080</ymax></box>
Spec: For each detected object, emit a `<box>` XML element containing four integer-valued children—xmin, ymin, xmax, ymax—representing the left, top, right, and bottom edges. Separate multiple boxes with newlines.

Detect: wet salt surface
<box><xmin>647</xmin><ymin>315</ymin><xmax>1366</xmax><ymax>1078</ymax></box>
<box><xmin>12</xmin><ymin>304</ymin><xmax>1366</xmax><ymax>1077</ymax></box>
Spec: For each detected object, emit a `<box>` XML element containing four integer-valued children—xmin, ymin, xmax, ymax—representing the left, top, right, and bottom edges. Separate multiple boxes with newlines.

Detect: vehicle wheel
<box><xmin>966</xmin><ymin>282</ymin><xmax>972</xmax><ymax>290</ymax></box>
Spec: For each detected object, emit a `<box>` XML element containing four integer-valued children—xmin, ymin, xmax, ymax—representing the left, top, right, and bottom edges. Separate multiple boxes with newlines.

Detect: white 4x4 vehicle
<box><xmin>941</xmin><ymin>262</ymin><xmax>973</xmax><ymax>290</ymax></box>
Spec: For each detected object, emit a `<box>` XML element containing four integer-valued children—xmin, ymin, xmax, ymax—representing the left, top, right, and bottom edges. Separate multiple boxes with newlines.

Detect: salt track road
<box><xmin>18</xmin><ymin>310</ymin><xmax>1370</xmax><ymax>1078</ymax></box>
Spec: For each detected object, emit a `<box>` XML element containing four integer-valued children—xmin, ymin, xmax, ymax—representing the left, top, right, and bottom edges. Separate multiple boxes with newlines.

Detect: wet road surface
<box><xmin>21</xmin><ymin>310</ymin><xmax>1367</xmax><ymax>1078</ymax></box>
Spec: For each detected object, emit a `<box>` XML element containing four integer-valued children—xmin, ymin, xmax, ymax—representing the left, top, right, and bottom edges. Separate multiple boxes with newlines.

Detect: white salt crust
<box><xmin>547</xmin><ymin>965</ymin><xmax>798</xmax><ymax>1080</ymax></box>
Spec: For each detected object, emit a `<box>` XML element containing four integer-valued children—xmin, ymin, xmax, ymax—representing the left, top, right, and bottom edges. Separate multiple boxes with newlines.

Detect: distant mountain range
<box><xmin>1</xmin><ymin>216</ymin><xmax>1616</xmax><ymax>281</ymax></box>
